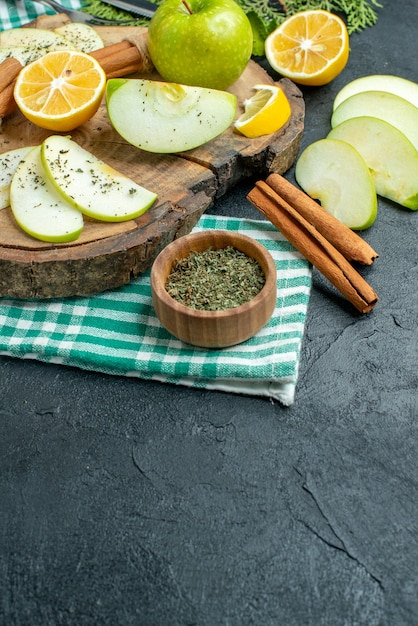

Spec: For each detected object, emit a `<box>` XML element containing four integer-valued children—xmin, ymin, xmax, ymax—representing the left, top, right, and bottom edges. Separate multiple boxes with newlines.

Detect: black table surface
<box><xmin>1</xmin><ymin>3</ymin><xmax>417</xmax><ymax>625</ymax></box>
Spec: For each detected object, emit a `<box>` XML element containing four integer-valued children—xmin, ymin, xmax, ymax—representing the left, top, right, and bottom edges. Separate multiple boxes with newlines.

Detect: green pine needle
<box><xmin>238</xmin><ymin>0</ymin><xmax>382</xmax><ymax>34</ymax></box>
<box><xmin>280</xmin><ymin>0</ymin><xmax>383</xmax><ymax>33</ymax></box>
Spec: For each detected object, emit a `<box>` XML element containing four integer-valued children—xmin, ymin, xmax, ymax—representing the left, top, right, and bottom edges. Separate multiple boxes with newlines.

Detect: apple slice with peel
<box><xmin>333</xmin><ymin>75</ymin><xmax>418</xmax><ymax>110</ymax></box>
<box><xmin>106</xmin><ymin>78</ymin><xmax>237</xmax><ymax>153</ymax></box>
<box><xmin>0</xmin><ymin>28</ymin><xmax>75</xmax><ymax>50</ymax></box>
<box><xmin>41</xmin><ymin>135</ymin><xmax>158</xmax><ymax>221</ymax></box>
<box><xmin>10</xmin><ymin>146</ymin><xmax>84</xmax><ymax>243</ymax></box>
<box><xmin>0</xmin><ymin>44</ymin><xmax>73</xmax><ymax>66</ymax></box>
<box><xmin>331</xmin><ymin>91</ymin><xmax>418</xmax><ymax>151</ymax></box>
<box><xmin>295</xmin><ymin>138</ymin><xmax>377</xmax><ymax>230</ymax></box>
<box><xmin>328</xmin><ymin>117</ymin><xmax>418</xmax><ymax>210</ymax></box>
<box><xmin>0</xmin><ymin>146</ymin><xmax>35</xmax><ymax>209</ymax></box>
<box><xmin>54</xmin><ymin>23</ymin><xmax>104</xmax><ymax>53</ymax></box>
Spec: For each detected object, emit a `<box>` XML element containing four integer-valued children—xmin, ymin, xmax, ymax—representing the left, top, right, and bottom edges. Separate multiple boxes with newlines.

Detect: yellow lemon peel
<box><xmin>234</xmin><ymin>84</ymin><xmax>291</xmax><ymax>138</ymax></box>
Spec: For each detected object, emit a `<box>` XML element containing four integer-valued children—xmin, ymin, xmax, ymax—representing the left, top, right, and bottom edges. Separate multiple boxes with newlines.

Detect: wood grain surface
<box><xmin>0</xmin><ymin>23</ymin><xmax>305</xmax><ymax>299</ymax></box>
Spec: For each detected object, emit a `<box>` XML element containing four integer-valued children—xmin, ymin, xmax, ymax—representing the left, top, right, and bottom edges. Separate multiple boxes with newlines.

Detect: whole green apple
<box><xmin>147</xmin><ymin>0</ymin><xmax>253</xmax><ymax>90</ymax></box>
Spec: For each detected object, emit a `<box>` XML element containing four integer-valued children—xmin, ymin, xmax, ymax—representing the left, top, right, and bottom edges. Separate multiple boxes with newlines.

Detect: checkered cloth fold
<box><xmin>0</xmin><ymin>216</ymin><xmax>311</xmax><ymax>405</ymax></box>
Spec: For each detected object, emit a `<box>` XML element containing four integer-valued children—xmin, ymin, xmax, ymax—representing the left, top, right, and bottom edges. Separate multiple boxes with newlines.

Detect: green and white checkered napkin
<box><xmin>0</xmin><ymin>216</ymin><xmax>311</xmax><ymax>405</ymax></box>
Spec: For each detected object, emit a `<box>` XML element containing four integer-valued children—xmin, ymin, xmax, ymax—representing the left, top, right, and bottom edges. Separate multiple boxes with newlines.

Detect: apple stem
<box><xmin>182</xmin><ymin>0</ymin><xmax>193</xmax><ymax>14</ymax></box>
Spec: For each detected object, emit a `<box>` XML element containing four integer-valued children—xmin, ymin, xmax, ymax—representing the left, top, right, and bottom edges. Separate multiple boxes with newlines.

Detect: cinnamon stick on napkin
<box><xmin>247</xmin><ymin>174</ymin><xmax>379</xmax><ymax>314</ymax></box>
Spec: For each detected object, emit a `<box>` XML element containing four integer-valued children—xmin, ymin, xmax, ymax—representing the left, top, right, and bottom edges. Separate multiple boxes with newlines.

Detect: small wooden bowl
<box><xmin>150</xmin><ymin>230</ymin><xmax>277</xmax><ymax>348</ymax></box>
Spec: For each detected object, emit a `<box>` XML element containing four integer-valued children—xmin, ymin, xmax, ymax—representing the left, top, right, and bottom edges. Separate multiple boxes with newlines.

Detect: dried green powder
<box><xmin>165</xmin><ymin>246</ymin><xmax>266</xmax><ymax>311</ymax></box>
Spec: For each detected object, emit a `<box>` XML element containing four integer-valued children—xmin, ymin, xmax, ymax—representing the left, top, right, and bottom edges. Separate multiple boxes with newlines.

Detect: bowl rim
<box><xmin>151</xmin><ymin>229</ymin><xmax>277</xmax><ymax>320</ymax></box>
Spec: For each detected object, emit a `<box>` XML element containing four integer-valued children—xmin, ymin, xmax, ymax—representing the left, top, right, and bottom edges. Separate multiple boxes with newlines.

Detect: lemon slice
<box><xmin>265</xmin><ymin>10</ymin><xmax>349</xmax><ymax>87</ymax></box>
<box><xmin>234</xmin><ymin>84</ymin><xmax>291</xmax><ymax>138</ymax></box>
<box><xmin>14</xmin><ymin>50</ymin><xmax>106</xmax><ymax>132</ymax></box>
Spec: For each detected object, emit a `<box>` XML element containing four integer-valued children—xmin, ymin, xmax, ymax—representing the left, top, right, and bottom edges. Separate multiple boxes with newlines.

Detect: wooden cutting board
<box><xmin>0</xmin><ymin>23</ymin><xmax>305</xmax><ymax>299</ymax></box>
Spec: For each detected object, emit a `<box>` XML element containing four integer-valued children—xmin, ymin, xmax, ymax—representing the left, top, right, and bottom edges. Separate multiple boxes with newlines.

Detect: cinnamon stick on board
<box><xmin>0</xmin><ymin>57</ymin><xmax>22</xmax><ymax>93</ymax></box>
<box><xmin>247</xmin><ymin>180</ymin><xmax>378</xmax><ymax>313</ymax></box>
<box><xmin>266</xmin><ymin>173</ymin><xmax>379</xmax><ymax>265</ymax></box>
<box><xmin>0</xmin><ymin>58</ymin><xmax>22</xmax><ymax>117</ymax></box>
<box><xmin>0</xmin><ymin>38</ymin><xmax>153</xmax><ymax>119</ymax></box>
<box><xmin>91</xmin><ymin>40</ymin><xmax>151</xmax><ymax>78</ymax></box>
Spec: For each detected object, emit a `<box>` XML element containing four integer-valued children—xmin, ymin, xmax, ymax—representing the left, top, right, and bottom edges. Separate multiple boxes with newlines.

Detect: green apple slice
<box><xmin>0</xmin><ymin>28</ymin><xmax>75</xmax><ymax>50</ymax></box>
<box><xmin>295</xmin><ymin>138</ymin><xmax>378</xmax><ymax>230</ymax></box>
<box><xmin>0</xmin><ymin>43</ymin><xmax>73</xmax><ymax>66</ymax></box>
<box><xmin>54</xmin><ymin>23</ymin><xmax>104</xmax><ymax>53</ymax></box>
<box><xmin>10</xmin><ymin>146</ymin><xmax>84</xmax><ymax>243</ymax></box>
<box><xmin>333</xmin><ymin>75</ymin><xmax>418</xmax><ymax>110</ymax></box>
<box><xmin>0</xmin><ymin>146</ymin><xmax>35</xmax><ymax>210</ymax></box>
<box><xmin>41</xmin><ymin>135</ymin><xmax>158</xmax><ymax>221</ymax></box>
<box><xmin>331</xmin><ymin>91</ymin><xmax>418</xmax><ymax>151</ymax></box>
<box><xmin>106</xmin><ymin>78</ymin><xmax>237</xmax><ymax>153</ymax></box>
<box><xmin>328</xmin><ymin>117</ymin><xmax>418</xmax><ymax>210</ymax></box>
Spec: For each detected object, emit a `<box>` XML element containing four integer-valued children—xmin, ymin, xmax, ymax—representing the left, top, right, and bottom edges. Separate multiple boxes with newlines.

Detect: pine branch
<box><xmin>274</xmin><ymin>0</ymin><xmax>382</xmax><ymax>33</ymax></box>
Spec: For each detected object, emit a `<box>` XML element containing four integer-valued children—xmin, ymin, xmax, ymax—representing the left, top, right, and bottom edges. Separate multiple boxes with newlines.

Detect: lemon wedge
<box><xmin>234</xmin><ymin>84</ymin><xmax>291</xmax><ymax>138</ymax></box>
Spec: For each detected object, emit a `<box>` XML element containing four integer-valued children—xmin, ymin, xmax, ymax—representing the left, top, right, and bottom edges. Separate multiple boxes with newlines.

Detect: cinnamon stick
<box><xmin>0</xmin><ymin>82</ymin><xmax>17</xmax><ymax>118</ymax></box>
<box><xmin>92</xmin><ymin>42</ymin><xmax>150</xmax><ymax>78</ymax></box>
<box><xmin>90</xmin><ymin>40</ymin><xmax>133</xmax><ymax>63</ymax></box>
<box><xmin>247</xmin><ymin>180</ymin><xmax>378</xmax><ymax>313</ymax></box>
<box><xmin>0</xmin><ymin>38</ymin><xmax>153</xmax><ymax>119</ymax></box>
<box><xmin>266</xmin><ymin>173</ymin><xmax>379</xmax><ymax>265</ymax></box>
<box><xmin>0</xmin><ymin>57</ymin><xmax>22</xmax><ymax>93</ymax></box>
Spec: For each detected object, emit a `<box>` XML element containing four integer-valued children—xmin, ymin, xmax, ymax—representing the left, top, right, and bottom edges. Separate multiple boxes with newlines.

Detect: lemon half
<box><xmin>265</xmin><ymin>10</ymin><xmax>349</xmax><ymax>87</ymax></box>
<box><xmin>14</xmin><ymin>50</ymin><xmax>106</xmax><ymax>132</ymax></box>
<box><xmin>234</xmin><ymin>84</ymin><xmax>291</xmax><ymax>138</ymax></box>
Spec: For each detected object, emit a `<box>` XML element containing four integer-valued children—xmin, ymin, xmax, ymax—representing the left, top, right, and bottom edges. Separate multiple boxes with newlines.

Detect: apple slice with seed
<box><xmin>41</xmin><ymin>135</ymin><xmax>157</xmax><ymax>222</ymax></box>
<box><xmin>295</xmin><ymin>138</ymin><xmax>378</xmax><ymax>230</ymax></box>
<box><xmin>328</xmin><ymin>116</ymin><xmax>418</xmax><ymax>210</ymax></box>
<box><xmin>10</xmin><ymin>146</ymin><xmax>84</xmax><ymax>243</ymax></box>
<box><xmin>106</xmin><ymin>78</ymin><xmax>237</xmax><ymax>153</ymax></box>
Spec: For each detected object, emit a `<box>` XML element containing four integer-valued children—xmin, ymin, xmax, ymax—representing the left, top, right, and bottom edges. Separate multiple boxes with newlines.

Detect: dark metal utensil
<box><xmin>98</xmin><ymin>0</ymin><xmax>157</xmax><ymax>19</ymax></box>
<box><xmin>33</xmin><ymin>0</ymin><xmax>144</xmax><ymax>24</ymax></box>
